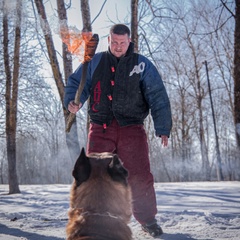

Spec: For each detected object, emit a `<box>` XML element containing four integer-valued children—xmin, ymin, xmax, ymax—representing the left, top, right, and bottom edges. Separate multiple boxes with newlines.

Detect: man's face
<box><xmin>108</xmin><ymin>33</ymin><xmax>131</xmax><ymax>58</ymax></box>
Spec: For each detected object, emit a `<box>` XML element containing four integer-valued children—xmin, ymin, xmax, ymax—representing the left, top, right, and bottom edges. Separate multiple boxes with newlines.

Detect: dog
<box><xmin>66</xmin><ymin>148</ymin><xmax>132</xmax><ymax>240</ymax></box>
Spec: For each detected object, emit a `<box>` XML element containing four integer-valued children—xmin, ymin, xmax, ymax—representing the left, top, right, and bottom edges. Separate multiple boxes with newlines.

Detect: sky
<box><xmin>0</xmin><ymin>182</ymin><xmax>239</xmax><ymax>239</ymax></box>
<box><xmin>44</xmin><ymin>0</ymin><xmax>131</xmax><ymax>54</ymax></box>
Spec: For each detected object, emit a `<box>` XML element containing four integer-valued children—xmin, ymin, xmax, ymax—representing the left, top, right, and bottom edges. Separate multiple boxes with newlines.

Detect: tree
<box><xmin>56</xmin><ymin>0</ymin><xmax>81</xmax><ymax>163</ymax></box>
<box><xmin>131</xmin><ymin>0</ymin><xmax>138</xmax><ymax>53</ymax></box>
<box><xmin>220</xmin><ymin>0</ymin><xmax>240</xmax><ymax>178</ymax></box>
<box><xmin>233</xmin><ymin>0</ymin><xmax>240</xmax><ymax>149</ymax></box>
<box><xmin>1</xmin><ymin>0</ymin><xmax>237</xmax><ymax>183</ymax></box>
<box><xmin>3</xmin><ymin>0</ymin><xmax>22</xmax><ymax>194</ymax></box>
<box><xmin>138</xmin><ymin>0</ymin><xmax>235</xmax><ymax>181</ymax></box>
<box><xmin>57</xmin><ymin>0</ymin><xmax>73</xmax><ymax>85</ymax></box>
<box><xmin>33</xmin><ymin>0</ymin><xmax>80</xmax><ymax>163</ymax></box>
<box><xmin>81</xmin><ymin>0</ymin><xmax>92</xmax><ymax>32</ymax></box>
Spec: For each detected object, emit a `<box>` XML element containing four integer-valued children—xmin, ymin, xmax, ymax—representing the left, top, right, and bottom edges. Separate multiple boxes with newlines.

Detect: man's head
<box><xmin>108</xmin><ymin>24</ymin><xmax>131</xmax><ymax>58</ymax></box>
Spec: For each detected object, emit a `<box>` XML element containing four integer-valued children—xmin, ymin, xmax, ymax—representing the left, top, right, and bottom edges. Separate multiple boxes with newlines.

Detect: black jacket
<box><xmin>64</xmin><ymin>43</ymin><xmax>172</xmax><ymax>136</ymax></box>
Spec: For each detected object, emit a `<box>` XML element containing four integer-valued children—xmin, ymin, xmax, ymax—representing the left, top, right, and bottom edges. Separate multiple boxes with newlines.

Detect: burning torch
<box><xmin>65</xmin><ymin>33</ymin><xmax>99</xmax><ymax>132</ymax></box>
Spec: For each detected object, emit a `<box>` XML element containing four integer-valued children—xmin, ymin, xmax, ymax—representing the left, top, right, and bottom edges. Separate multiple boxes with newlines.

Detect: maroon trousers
<box><xmin>86</xmin><ymin>118</ymin><xmax>157</xmax><ymax>224</ymax></box>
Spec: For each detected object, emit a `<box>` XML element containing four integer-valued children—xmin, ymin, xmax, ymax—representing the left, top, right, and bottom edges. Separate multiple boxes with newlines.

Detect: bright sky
<box><xmin>45</xmin><ymin>0</ymin><xmax>131</xmax><ymax>53</ymax></box>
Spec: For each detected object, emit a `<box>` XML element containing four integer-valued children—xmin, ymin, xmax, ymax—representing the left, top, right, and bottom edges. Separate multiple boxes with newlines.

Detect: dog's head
<box><xmin>67</xmin><ymin>148</ymin><xmax>132</xmax><ymax>240</ymax></box>
<box><xmin>72</xmin><ymin>148</ymin><xmax>129</xmax><ymax>187</ymax></box>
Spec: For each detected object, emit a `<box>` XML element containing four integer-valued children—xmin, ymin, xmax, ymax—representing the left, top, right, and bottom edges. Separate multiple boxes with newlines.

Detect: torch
<box><xmin>65</xmin><ymin>33</ymin><xmax>99</xmax><ymax>132</ymax></box>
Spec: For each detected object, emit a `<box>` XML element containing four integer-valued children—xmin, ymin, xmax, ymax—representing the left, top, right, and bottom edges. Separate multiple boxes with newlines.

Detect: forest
<box><xmin>0</xmin><ymin>0</ymin><xmax>239</xmax><ymax>193</ymax></box>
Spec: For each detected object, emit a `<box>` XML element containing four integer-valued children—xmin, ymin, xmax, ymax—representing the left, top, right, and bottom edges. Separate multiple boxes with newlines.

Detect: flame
<box><xmin>60</xmin><ymin>26</ymin><xmax>92</xmax><ymax>62</ymax></box>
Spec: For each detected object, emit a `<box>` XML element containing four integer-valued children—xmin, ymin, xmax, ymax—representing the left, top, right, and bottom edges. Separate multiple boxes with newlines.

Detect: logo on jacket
<box><xmin>129</xmin><ymin>62</ymin><xmax>145</xmax><ymax>76</ymax></box>
<box><xmin>92</xmin><ymin>81</ymin><xmax>101</xmax><ymax>112</ymax></box>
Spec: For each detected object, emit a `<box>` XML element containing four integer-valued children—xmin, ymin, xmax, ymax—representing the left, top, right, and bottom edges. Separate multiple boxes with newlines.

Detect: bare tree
<box><xmin>233</xmin><ymin>0</ymin><xmax>240</xmax><ymax>148</ymax></box>
<box><xmin>33</xmin><ymin>0</ymin><xmax>80</xmax><ymax>163</ymax></box>
<box><xmin>218</xmin><ymin>0</ymin><xmax>240</xmax><ymax>177</ymax></box>
<box><xmin>131</xmin><ymin>0</ymin><xmax>138</xmax><ymax>52</ymax></box>
<box><xmin>3</xmin><ymin>0</ymin><xmax>22</xmax><ymax>194</ymax></box>
<box><xmin>56</xmin><ymin>0</ymin><xmax>81</xmax><ymax>163</ymax></box>
<box><xmin>34</xmin><ymin>0</ymin><xmax>64</xmax><ymax>103</ymax></box>
<box><xmin>57</xmin><ymin>0</ymin><xmax>73</xmax><ymax>85</ymax></box>
<box><xmin>139</xmin><ymin>0</ymin><xmax>234</xmax><ymax>181</ymax></box>
<box><xmin>81</xmin><ymin>0</ymin><xmax>92</xmax><ymax>32</ymax></box>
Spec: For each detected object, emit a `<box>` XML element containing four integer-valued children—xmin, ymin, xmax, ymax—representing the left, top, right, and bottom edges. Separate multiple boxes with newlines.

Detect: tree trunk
<box><xmin>34</xmin><ymin>0</ymin><xmax>65</xmax><ymax>105</ymax></box>
<box><xmin>198</xmin><ymin>90</ymin><xmax>211</xmax><ymax>180</ymax></box>
<box><xmin>131</xmin><ymin>0</ymin><xmax>138</xmax><ymax>53</ymax></box>
<box><xmin>3</xmin><ymin>0</ymin><xmax>21</xmax><ymax>194</ymax></box>
<box><xmin>81</xmin><ymin>0</ymin><xmax>92</xmax><ymax>32</ymax></box>
<box><xmin>204</xmin><ymin>61</ymin><xmax>224</xmax><ymax>181</ymax></box>
<box><xmin>234</xmin><ymin>0</ymin><xmax>240</xmax><ymax>149</ymax></box>
<box><xmin>80</xmin><ymin>0</ymin><xmax>92</xmax><ymax>134</ymax></box>
<box><xmin>180</xmin><ymin>94</ymin><xmax>189</xmax><ymax>181</ymax></box>
<box><xmin>56</xmin><ymin>0</ymin><xmax>80</xmax><ymax>162</ymax></box>
<box><xmin>34</xmin><ymin>0</ymin><xmax>80</xmax><ymax>163</ymax></box>
<box><xmin>57</xmin><ymin>0</ymin><xmax>73</xmax><ymax>85</ymax></box>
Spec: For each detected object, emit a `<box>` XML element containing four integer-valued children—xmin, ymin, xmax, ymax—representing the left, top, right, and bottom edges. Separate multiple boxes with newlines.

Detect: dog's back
<box><xmin>66</xmin><ymin>149</ymin><xmax>132</xmax><ymax>240</ymax></box>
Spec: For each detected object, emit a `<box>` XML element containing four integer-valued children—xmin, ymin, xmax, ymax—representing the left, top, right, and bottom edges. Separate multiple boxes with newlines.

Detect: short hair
<box><xmin>110</xmin><ymin>24</ymin><xmax>130</xmax><ymax>37</ymax></box>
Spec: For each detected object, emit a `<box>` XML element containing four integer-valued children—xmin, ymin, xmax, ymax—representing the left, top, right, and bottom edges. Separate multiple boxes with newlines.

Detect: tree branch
<box><xmin>220</xmin><ymin>0</ymin><xmax>235</xmax><ymax>18</ymax></box>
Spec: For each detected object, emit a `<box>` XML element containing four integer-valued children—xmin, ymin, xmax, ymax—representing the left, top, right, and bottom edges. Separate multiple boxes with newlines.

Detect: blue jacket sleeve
<box><xmin>64</xmin><ymin>52</ymin><xmax>102</xmax><ymax>110</ymax></box>
<box><xmin>139</xmin><ymin>55</ymin><xmax>172</xmax><ymax>136</ymax></box>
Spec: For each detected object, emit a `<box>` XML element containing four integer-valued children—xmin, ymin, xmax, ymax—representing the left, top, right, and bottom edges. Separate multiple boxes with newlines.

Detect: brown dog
<box><xmin>66</xmin><ymin>148</ymin><xmax>132</xmax><ymax>240</ymax></box>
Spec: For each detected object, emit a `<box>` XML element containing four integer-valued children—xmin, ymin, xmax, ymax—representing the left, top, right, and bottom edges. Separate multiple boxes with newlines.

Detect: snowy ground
<box><xmin>0</xmin><ymin>182</ymin><xmax>239</xmax><ymax>240</ymax></box>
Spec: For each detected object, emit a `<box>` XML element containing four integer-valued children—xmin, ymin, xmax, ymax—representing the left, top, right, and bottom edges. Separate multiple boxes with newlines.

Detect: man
<box><xmin>64</xmin><ymin>24</ymin><xmax>172</xmax><ymax>237</ymax></box>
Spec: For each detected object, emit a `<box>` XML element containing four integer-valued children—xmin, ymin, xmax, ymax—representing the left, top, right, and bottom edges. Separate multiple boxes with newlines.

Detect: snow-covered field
<box><xmin>0</xmin><ymin>182</ymin><xmax>239</xmax><ymax>240</ymax></box>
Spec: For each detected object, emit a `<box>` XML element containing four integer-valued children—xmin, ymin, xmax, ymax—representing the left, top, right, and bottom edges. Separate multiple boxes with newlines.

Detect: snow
<box><xmin>0</xmin><ymin>182</ymin><xmax>239</xmax><ymax>240</ymax></box>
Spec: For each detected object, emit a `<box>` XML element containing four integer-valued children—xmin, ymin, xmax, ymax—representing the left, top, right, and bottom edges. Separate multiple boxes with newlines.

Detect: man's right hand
<box><xmin>68</xmin><ymin>101</ymin><xmax>82</xmax><ymax>114</ymax></box>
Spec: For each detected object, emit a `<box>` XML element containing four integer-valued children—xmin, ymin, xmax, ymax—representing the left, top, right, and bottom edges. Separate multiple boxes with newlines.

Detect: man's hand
<box><xmin>160</xmin><ymin>135</ymin><xmax>168</xmax><ymax>147</ymax></box>
<box><xmin>68</xmin><ymin>101</ymin><xmax>82</xmax><ymax>114</ymax></box>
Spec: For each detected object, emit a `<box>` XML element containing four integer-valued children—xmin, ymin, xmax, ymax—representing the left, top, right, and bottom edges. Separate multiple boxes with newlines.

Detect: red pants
<box><xmin>86</xmin><ymin>118</ymin><xmax>157</xmax><ymax>224</ymax></box>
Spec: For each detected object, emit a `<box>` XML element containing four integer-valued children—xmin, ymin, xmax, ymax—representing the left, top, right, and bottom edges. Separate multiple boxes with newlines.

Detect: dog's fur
<box><xmin>66</xmin><ymin>148</ymin><xmax>132</xmax><ymax>240</ymax></box>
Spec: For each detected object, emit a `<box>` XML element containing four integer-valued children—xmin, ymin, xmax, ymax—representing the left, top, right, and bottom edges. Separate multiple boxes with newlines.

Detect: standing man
<box><xmin>64</xmin><ymin>24</ymin><xmax>172</xmax><ymax>237</ymax></box>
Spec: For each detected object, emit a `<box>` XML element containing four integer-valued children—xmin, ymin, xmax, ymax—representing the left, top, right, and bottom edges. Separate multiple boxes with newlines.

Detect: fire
<box><xmin>60</xmin><ymin>26</ymin><xmax>92</xmax><ymax>62</ymax></box>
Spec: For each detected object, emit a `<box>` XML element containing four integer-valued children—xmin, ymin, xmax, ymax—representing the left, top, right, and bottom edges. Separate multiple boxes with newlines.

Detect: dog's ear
<box><xmin>72</xmin><ymin>148</ymin><xmax>91</xmax><ymax>186</ymax></box>
<box><xmin>108</xmin><ymin>155</ymin><xmax>128</xmax><ymax>186</ymax></box>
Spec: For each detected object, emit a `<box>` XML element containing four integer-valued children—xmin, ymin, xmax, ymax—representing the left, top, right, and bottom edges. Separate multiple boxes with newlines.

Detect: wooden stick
<box><xmin>65</xmin><ymin>34</ymin><xmax>99</xmax><ymax>132</ymax></box>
